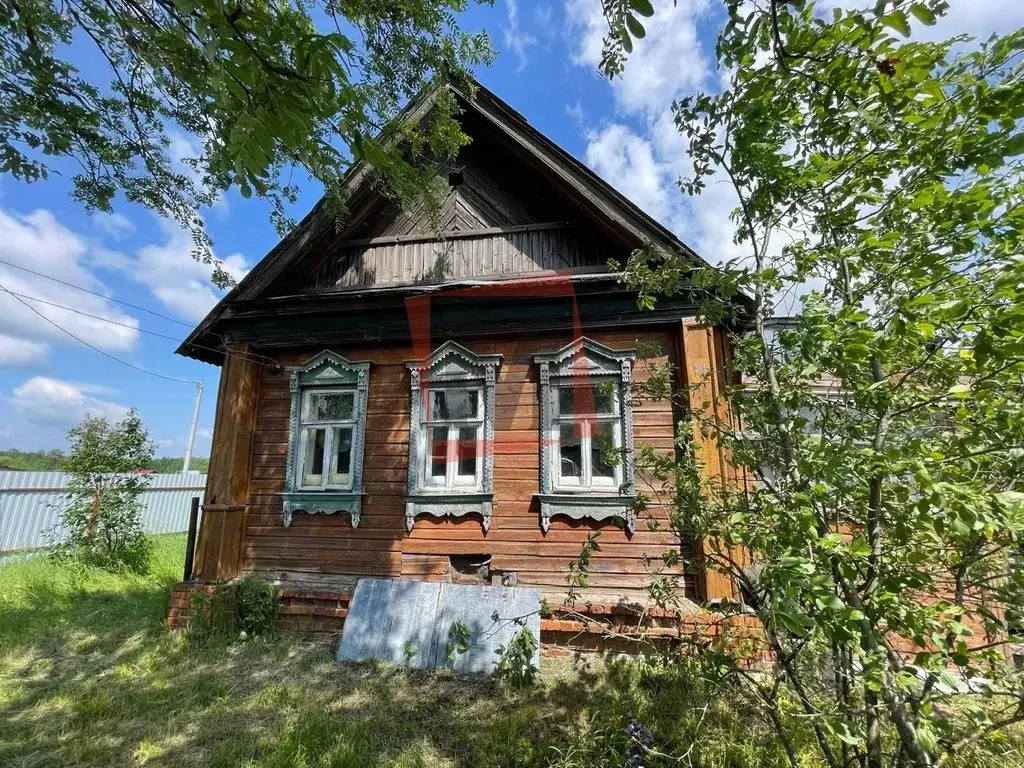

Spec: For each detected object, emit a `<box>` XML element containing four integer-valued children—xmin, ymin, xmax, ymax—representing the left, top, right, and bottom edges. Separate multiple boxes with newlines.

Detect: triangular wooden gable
<box><xmin>178</xmin><ymin>79</ymin><xmax>721</xmax><ymax>363</ymax></box>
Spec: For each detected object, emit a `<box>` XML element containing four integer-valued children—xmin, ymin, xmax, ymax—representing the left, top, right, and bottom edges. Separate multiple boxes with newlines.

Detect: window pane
<box><xmin>559</xmin><ymin>423</ymin><xmax>582</xmax><ymax>479</ymax></box>
<box><xmin>330</xmin><ymin>427</ymin><xmax>353</xmax><ymax>484</ymax></box>
<box><xmin>457</xmin><ymin>426</ymin><xmax>477</xmax><ymax>477</ymax></box>
<box><xmin>430</xmin><ymin>426</ymin><xmax>448</xmax><ymax>478</ymax></box>
<box><xmin>430</xmin><ymin>388</ymin><xmax>478</xmax><ymax>420</ymax></box>
<box><xmin>307</xmin><ymin>391</ymin><xmax>354</xmax><ymax>421</ymax></box>
<box><xmin>557</xmin><ymin>383</ymin><xmax>615</xmax><ymax>416</ymax></box>
<box><xmin>593</xmin><ymin>384</ymin><xmax>615</xmax><ymax>415</ymax></box>
<box><xmin>302</xmin><ymin>427</ymin><xmax>326</xmax><ymax>485</ymax></box>
<box><xmin>592</xmin><ymin>421</ymin><xmax>617</xmax><ymax>480</ymax></box>
<box><xmin>557</xmin><ymin>387</ymin><xmax>575</xmax><ymax>416</ymax></box>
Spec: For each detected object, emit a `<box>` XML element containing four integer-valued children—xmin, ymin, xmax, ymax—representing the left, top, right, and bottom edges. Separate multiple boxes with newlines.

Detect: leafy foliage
<box><xmin>188</xmin><ymin>575</ymin><xmax>278</xmax><ymax>642</ymax></box>
<box><xmin>601</xmin><ymin>1</ymin><xmax>1024</xmax><ymax>766</ymax></box>
<box><xmin>0</xmin><ymin>0</ymin><xmax>493</xmax><ymax>283</ymax></box>
<box><xmin>446</xmin><ymin>618</ymin><xmax>472</xmax><ymax>664</ymax></box>
<box><xmin>0</xmin><ymin>449</ymin><xmax>208</xmax><ymax>472</ymax></box>
<box><xmin>494</xmin><ymin>626</ymin><xmax>538</xmax><ymax>689</ymax></box>
<box><xmin>147</xmin><ymin>456</ymin><xmax>209</xmax><ymax>473</ymax></box>
<box><xmin>51</xmin><ymin>409</ymin><xmax>155</xmax><ymax>571</ymax></box>
<box><xmin>0</xmin><ymin>448</ymin><xmax>67</xmax><ymax>471</ymax></box>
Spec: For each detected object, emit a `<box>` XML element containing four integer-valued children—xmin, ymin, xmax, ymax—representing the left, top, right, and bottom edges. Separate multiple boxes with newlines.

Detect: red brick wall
<box><xmin>166</xmin><ymin>582</ymin><xmax>351</xmax><ymax>641</ymax></box>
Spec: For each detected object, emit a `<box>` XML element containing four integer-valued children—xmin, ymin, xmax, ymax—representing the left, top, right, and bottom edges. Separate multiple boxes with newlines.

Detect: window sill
<box><xmin>535</xmin><ymin>493</ymin><xmax>636</xmax><ymax>534</ymax></box>
<box><xmin>279</xmin><ymin>491</ymin><xmax>363</xmax><ymax>528</ymax></box>
<box><xmin>406</xmin><ymin>493</ymin><xmax>493</xmax><ymax>533</ymax></box>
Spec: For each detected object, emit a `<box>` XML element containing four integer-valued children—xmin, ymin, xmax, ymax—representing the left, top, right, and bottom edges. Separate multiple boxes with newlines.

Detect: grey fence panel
<box><xmin>0</xmin><ymin>471</ymin><xmax>206</xmax><ymax>553</ymax></box>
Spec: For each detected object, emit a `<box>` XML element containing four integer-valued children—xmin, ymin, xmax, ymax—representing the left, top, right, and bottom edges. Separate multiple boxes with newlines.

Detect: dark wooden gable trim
<box><xmin>177</xmin><ymin>78</ymin><xmax>718</xmax><ymax>365</ymax></box>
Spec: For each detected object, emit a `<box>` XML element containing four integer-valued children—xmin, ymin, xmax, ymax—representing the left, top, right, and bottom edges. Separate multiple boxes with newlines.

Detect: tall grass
<box><xmin>1</xmin><ymin>537</ymin><xmax>1022</xmax><ymax>767</ymax></box>
<box><xmin>0</xmin><ymin>534</ymin><xmax>184</xmax><ymax>647</ymax></box>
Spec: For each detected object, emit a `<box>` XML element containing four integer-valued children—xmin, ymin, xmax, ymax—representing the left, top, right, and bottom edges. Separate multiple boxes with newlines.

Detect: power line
<box><xmin>0</xmin><ymin>280</ymin><xmax>198</xmax><ymax>384</ymax></box>
<box><xmin>0</xmin><ymin>257</ymin><xmax>195</xmax><ymax>327</ymax></box>
<box><xmin>4</xmin><ymin>287</ymin><xmax>281</xmax><ymax>370</ymax></box>
<box><xmin>6</xmin><ymin>289</ymin><xmax>178</xmax><ymax>340</ymax></box>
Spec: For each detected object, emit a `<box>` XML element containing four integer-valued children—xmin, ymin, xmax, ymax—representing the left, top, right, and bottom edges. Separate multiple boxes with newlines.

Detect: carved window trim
<box><xmin>406</xmin><ymin>341</ymin><xmax>501</xmax><ymax>532</ymax></box>
<box><xmin>279</xmin><ymin>351</ymin><xmax>370</xmax><ymax>528</ymax></box>
<box><xmin>534</xmin><ymin>338</ymin><xmax>637</xmax><ymax>534</ymax></box>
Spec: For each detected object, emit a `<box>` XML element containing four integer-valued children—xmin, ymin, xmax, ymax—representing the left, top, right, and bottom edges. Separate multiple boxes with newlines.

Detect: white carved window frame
<box><xmin>405</xmin><ymin>341</ymin><xmax>501</xmax><ymax>532</ymax></box>
<box><xmin>534</xmin><ymin>338</ymin><xmax>637</xmax><ymax>533</ymax></box>
<box><xmin>280</xmin><ymin>351</ymin><xmax>370</xmax><ymax>528</ymax></box>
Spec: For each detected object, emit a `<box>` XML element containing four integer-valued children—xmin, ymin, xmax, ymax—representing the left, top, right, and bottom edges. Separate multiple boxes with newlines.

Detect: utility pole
<box><xmin>182</xmin><ymin>380</ymin><xmax>203</xmax><ymax>474</ymax></box>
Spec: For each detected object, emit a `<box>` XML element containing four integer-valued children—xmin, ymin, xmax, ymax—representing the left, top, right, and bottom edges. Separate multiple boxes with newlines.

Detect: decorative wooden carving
<box><xmin>536</xmin><ymin>494</ymin><xmax>637</xmax><ymax>534</ymax></box>
<box><xmin>405</xmin><ymin>495</ymin><xmax>493</xmax><ymax>533</ymax></box>
<box><xmin>533</xmin><ymin>337</ymin><xmax>637</xmax><ymax>532</ymax></box>
<box><xmin>405</xmin><ymin>341</ymin><xmax>501</xmax><ymax>532</ymax></box>
<box><xmin>279</xmin><ymin>351</ymin><xmax>370</xmax><ymax>528</ymax></box>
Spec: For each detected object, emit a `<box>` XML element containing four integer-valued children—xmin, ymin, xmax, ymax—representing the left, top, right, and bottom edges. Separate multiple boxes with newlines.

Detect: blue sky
<box><xmin>0</xmin><ymin>0</ymin><xmax>1015</xmax><ymax>457</ymax></box>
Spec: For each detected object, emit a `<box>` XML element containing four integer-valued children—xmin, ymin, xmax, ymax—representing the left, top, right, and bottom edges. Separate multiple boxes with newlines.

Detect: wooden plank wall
<box><xmin>679</xmin><ymin>321</ymin><xmax>743</xmax><ymax>601</ymax></box>
<box><xmin>301</xmin><ymin>225</ymin><xmax>609</xmax><ymax>292</ymax></box>
<box><xmin>244</xmin><ymin>328</ymin><xmax>696</xmax><ymax>604</ymax></box>
<box><xmin>194</xmin><ymin>344</ymin><xmax>260</xmax><ymax>582</ymax></box>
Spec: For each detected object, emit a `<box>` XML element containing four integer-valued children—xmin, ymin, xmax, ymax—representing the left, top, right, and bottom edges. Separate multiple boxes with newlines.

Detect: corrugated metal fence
<box><xmin>0</xmin><ymin>471</ymin><xmax>206</xmax><ymax>554</ymax></box>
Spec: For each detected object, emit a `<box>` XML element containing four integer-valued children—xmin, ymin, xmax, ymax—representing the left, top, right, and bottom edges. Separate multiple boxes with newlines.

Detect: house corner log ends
<box><xmin>192</xmin><ymin>343</ymin><xmax>260</xmax><ymax>582</ymax></box>
<box><xmin>679</xmin><ymin>320</ymin><xmax>745</xmax><ymax>603</ymax></box>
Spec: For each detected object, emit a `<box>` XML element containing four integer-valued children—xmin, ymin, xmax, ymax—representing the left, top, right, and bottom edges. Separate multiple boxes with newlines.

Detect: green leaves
<box><xmin>909</xmin><ymin>3</ymin><xmax>938</xmax><ymax>26</ymax></box>
<box><xmin>0</xmin><ymin>0</ymin><xmax>493</xmax><ymax>282</ymax></box>
<box><xmin>630</xmin><ymin>0</ymin><xmax>654</xmax><ymax>17</ymax></box>
<box><xmin>54</xmin><ymin>410</ymin><xmax>155</xmax><ymax>572</ymax></box>
<box><xmin>626</xmin><ymin>15</ymin><xmax>646</xmax><ymax>40</ymax></box>
<box><xmin>612</xmin><ymin>0</ymin><xmax>1024</xmax><ymax>764</ymax></box>
<box><xmin>1005</xmin><ymin>132</ymin><xmax>1024</xmax><ymax>157</ymax></box>
<box><xmin>883</xmin><ymin>10</ymin><xmax>912</xmax><ymax>37</ymax></box>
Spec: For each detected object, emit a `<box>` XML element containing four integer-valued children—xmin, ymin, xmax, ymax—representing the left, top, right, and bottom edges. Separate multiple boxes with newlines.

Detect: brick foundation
<box><xmin>275</xmin><ymin>588</ymin><xmax>351</xmax><ymax>640</ymax></box>
<box><xmin>166</xmin><ymin>582</ymin><xmax>352</xmax><ymax>640</ymax></box>
<box><xmin>166</xmin><ymin>582</ymin><xmax>213</xmax><ymax>629</ymax></box>
<box><xmin>166</xmin><ymin>581</ymin><xmax>768</xmax><ymax>660</ymax></box>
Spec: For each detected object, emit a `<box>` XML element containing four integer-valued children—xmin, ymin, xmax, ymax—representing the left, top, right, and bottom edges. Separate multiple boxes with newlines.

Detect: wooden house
<box><xmin>175</xmin><ymin>81</ymin><xmax>743</xmax><ymax>621</ymax></box>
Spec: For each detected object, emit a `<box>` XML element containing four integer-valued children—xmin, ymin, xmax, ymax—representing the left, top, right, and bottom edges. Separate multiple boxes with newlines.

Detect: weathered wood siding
<box><xmin>302</xmin><ymin>224</ymin><xmax>609</xmax><ymax>292</ymax></box>
<box><xmin>244</xmin><ymin>328</ymin><xmax>695</xmax><ymax>603</ymax></box>
<box><xmin>275</xmin><ymin>124</ymin><xmax>633</xmax><ymax>296</ymax></box>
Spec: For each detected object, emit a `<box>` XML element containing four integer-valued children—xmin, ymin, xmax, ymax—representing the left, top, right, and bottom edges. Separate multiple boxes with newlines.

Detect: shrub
<box><xmin>51</xmin><ymin>410</ymin><xmax>154</xmax><ymax>572</ymax></box>
<box><xmin>188</xmin><ymin>576</ymin><xmax>278</xmax><ymax>642</ymax></box>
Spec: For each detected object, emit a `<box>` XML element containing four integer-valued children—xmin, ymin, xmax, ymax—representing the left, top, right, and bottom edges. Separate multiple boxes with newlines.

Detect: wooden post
<box><xmin>193</xmin><ymin>343</ymin><xmax>261</xmax><ymax>582</ymax></box>
<box><xmin>183</xmin><ymin>496</ymin><xmax>200</xmax><ymax>582</ymax></box>
<box><xmin>678</xmin><ymin>320</ymin><xmax>741</xmax><ymax>602</ymax></box>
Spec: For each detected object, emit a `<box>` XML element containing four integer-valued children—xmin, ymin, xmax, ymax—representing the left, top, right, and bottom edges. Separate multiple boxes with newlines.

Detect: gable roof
<box><xmin>178</xmin><ymin>78</ymin><xmax>717</xmax><ymax>363</ymax></box>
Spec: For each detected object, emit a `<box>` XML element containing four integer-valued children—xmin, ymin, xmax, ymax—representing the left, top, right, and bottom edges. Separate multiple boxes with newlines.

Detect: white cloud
<box><xmin>566</xmin><ymin>100</ymin><xmax>586</xmax><ymax>127</ymax></box>
<box><xmin>585</xmin><ymin>123</ymin><xmax>678</xmax><ymax>227</ymax></box>
<box><xmin>567</xmin><ymin>0</ymin><xmax>726</xmax><ymax>259</ymax></box>
<box><xmin>121</xmin><ymin>218</ymin><xmax>248</xmax><ymax>322</ymax></box>
<box><xmin>156</xmin><ymin>426</ymin><xmax>213</xmax><ymax>458</ymax></box>
<box><xmin>0</xmin><ymin>208</ymin><xmax>140</xmax><ymax>365</ymax></box>
<box><xmin>503</xmin><ymin>0</ymin><xmax>538</xmax><ymax>74</ymax></box>
<box><xmin>92</xmin><ymin>211</ymin><xmax>135</xmax><ymax>239</ymax></box>
<box><xmin>816</xmin><ymin>0</ymin><xmax>1024</xmax><ymax>42</ymax></box>
<box><xmin>0</xmin><ymin>334</ymin><xmax>49</xmax><ymax>367</ymax></box>
<box><xmin>9</xmin><ymin>376</ymin><xmax>128</xmax><ymax>427</ymax></box>
<box><xmin>566</xmin><ymin>0</ymin><xmax>711</xmax><ymax>116</ymax></box>
<box><xmin>533</xmin><ymin>4</ymin><xmax>555</xmax><ymax>33</ymax></box>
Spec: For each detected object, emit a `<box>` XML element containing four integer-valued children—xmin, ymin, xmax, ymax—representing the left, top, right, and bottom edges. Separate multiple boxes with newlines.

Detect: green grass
<box><xmin>2</xmin><ymin>537</ymin><xmax>1023</xmax><ymax>767</ymax></box>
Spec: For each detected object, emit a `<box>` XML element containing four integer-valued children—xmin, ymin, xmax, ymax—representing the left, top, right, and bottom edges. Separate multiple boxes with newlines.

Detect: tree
<box><xmin>52</xmin><ymin>409</ymin><xmax>155</xmax><ymax>571</ymax></box>
<box><xmin>598</xmin><ymin>1</ymin><xmax>1024</xmax><ymax>766</ymax></box>
<box><xmin>1</xmin><ymin>0</ymin><xmax>492</xmax><ymax>283</ymax></box>
<box><xmin>0</xmin><ymin>447</ymin><xmax>66</xmax><ymax>470</ymax></box>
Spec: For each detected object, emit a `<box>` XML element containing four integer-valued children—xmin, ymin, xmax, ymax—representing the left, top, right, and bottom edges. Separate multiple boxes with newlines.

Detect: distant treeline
<box><xmin>0</xmin><ymin>449</ymin><xmax>209</xmax><ymax>473</ymax></box>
